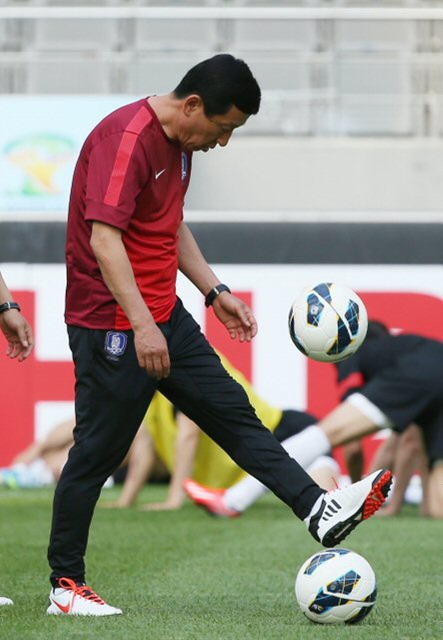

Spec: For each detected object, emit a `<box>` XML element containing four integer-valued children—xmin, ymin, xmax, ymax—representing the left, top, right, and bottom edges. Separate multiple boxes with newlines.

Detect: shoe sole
<box><xmin>184</xmin><ymin>481</ymin><xmax>239</xmax><ymax>518</ymax></box>
<box><xmin>47</xmin><ymin>604</ymin><xmax>63</xmax><ymax>615</ymax></box>
<box><xmin>192</xmin><ymin>497</ymin><xmax>240</xmax><ymax>519</ymax></box>
<box><xmin>47</xmin><ymin>603</ymin><xmax>123</xmax><ymax>616</ymax></box>
<box><xmin>322</xmin><ymin>469</ymin><xmax>393</xmax><ymax>547</ymax></box>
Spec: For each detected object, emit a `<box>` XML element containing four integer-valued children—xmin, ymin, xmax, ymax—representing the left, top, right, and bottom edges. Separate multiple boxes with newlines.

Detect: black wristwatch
<box><xmin>204</xmin><ymin>284</ymin><xmax>231</xmax><ymax>308</ymax></box>
<box><xmin>0</xmin><ymin>301</ymin><xmax>21</xmax><ymax>314</ymax></box>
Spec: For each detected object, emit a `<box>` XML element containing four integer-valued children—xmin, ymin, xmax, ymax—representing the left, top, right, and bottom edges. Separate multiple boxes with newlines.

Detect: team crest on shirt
<box><xmin>104</xmin><ymin>331</ymin><xmax>128</xmax><ymax>359</ymax></box>
<box><xmin>181</xmin><ymin>152</ymin><xmax>188</xmax><ymax>183</ymax></box>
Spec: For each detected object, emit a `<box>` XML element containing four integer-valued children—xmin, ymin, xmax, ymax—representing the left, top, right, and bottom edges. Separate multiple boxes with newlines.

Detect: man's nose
<box><xmin>217</xmin><ymin>131</ymin><xmax>233</xmax><ymax>147</ymax></box>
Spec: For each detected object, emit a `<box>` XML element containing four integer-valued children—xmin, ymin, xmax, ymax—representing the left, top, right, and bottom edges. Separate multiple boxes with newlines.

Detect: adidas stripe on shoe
<box><xmin>305</xmin><ymin>468</ymin><xmax>393</xmax><ymax>547</ymax></box>
<box><xmin>47</xmin><ymin>577</ymin><xmax>122</xmax><ymax>616</ymax></box>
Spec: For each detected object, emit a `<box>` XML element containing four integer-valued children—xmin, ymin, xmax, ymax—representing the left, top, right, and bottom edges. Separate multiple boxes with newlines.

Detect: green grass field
<box><xmin>0</xmin><ymin>486</ymin><xmax>441</xmax><ymax>640</ymax></box>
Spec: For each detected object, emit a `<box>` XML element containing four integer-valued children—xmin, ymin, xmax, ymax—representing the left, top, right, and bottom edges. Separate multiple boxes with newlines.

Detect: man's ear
<box><xmin>183</xmin><ymin>95</ymin><xmax>204</xmax><ymax>116</ymax></box>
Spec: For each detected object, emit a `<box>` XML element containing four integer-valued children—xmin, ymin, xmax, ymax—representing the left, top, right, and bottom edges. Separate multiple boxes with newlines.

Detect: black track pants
<box><xmin>48</xmin><ymin>299</ymin><xmax>323</xmax><ymax>583</ymax></box>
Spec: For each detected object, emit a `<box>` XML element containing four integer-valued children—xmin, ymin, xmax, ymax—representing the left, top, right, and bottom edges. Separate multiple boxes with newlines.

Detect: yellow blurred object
<box><xmin>144</xmin><ymin>352</ymin><xmax>282</xmax><ymax>489</ymax></box>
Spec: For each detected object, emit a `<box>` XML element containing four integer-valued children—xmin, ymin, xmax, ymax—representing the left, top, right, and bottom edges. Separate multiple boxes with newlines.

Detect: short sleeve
<box><xmin>335</xmin><ymin>353</ymin><xmax>365</xmax><ymax>400</ymax></box>
<box><xmin>85</xmin><ymin>133</ymin><xmax>151</xmax><ymax>231</ymax></box>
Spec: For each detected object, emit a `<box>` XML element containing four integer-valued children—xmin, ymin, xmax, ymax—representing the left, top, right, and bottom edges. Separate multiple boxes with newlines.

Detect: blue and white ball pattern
<box><xmin>295</xmin><ymin>549</ymin><xmax>377</xmax><ymax>624</ymax></box>
<box><xmin>288</xmin><ymin>282</ymin><xmax>368</xmax><ymax>363</ymax></box>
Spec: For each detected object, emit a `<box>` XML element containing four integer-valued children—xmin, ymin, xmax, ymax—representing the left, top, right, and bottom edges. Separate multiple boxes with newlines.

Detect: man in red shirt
<box><xmin>47</xmin><ymin>54</ymin><xmax>392</xmax><ymax>616</ymax></box>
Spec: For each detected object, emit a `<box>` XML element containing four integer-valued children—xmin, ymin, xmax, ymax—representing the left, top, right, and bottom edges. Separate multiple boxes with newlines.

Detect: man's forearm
<box><xmin>116</xmin><ymin>464</ymin><xmax>151</xmax><ymax>507</ymax></box>
<box><xmin>178</xmin><ymin>222</ymin><xmax>220</xmax><ymax>295</ymax></box>
<box><xmin>0</xmin><ymin>273</ymin><xmax>13</xmax><ymax>304</ymax></box>
<box><xmin>117</xmin><ymin>432</ymin><xmax>156</xmax><ymax>507</ymax></box>
<box><xmin>167</xmin><ymin>413</ymin><xmax>200</xmax><ymax>505</ymax></box>
<box><xmin>90</xmin><ymin>222</ymin><xmax>154</xmax><ymax>330</ymax></box>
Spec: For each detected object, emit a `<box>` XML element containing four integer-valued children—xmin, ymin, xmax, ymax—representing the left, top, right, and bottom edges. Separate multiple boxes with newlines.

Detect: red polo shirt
<box><xmin>65</xmin><ymin>98</ymin><xmax>192</xmax><ymax>329</ymax></box>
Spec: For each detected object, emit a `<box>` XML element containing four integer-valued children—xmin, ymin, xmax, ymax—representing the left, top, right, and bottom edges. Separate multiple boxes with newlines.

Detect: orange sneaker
<box><xmin>183</xmin><ymin>479</ymin><xmax>240</xmax><ymax>518</ymax></box>
<box><xmin>47</xmin><ymin>577</ymin><xmax>122</xmax><ymax>616</ymax></box>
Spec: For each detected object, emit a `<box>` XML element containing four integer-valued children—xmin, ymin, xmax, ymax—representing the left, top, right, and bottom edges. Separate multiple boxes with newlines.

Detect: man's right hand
<box><xmin>0</xmin><ymin>309</ymin><xmax>34</xmax><ymax>361</ymax></box>
<box><xmin>134</xmin><ymin>322</ymin><xmax>170</xmax><ymax>379</ymax></box>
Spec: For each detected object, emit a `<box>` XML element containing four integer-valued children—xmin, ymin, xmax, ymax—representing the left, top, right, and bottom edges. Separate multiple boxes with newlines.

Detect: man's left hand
<box><xmin>212</xmin><ymin>292</ymin><xmax>258</xmax><ymax>342</ymax></box>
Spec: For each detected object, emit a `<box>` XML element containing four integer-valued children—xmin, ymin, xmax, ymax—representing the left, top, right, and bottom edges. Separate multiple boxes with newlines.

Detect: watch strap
<box><xmin>0</xmin><ymin>301</ymin><xmax>21</xmax><ymax>314</ymax></box>
<box><xmin>204</xmin><ymin>284</ymin><xmax>231</xmax><ymax>308</ymax></box>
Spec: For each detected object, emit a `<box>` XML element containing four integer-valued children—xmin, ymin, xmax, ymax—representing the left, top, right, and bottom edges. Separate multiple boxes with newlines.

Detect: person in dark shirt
<box><xmin>270</xmin><ymin>320</ymin><xmax>443</xmax><ymax>519</ymax></box>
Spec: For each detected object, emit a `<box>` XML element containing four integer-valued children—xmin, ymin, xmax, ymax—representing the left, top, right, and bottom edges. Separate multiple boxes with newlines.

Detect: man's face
<box><xmin>178</xmin><ymin>96</ymin><xmax>250</xmax><ymax>152</ymax></box>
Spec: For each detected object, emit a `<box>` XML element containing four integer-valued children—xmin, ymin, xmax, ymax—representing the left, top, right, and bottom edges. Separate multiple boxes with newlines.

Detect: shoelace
<box><xmin>58</xmin><ymin>577</ymin><xmax>106</xmax><ymax>604</ymax></box>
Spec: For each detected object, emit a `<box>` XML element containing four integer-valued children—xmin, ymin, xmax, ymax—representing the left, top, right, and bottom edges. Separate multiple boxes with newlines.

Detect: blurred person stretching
<box><xmin>195</xmin><ymin>321</ymin><xmax>441</xmax><ymax>521</ymax></box>
<box><xmin>0</xmin><ymin>418</ymin><xmax>151</xmax><ymax>495</ymax></box>
<box><xmin>0</xmin><ymin>270</ymin><xmax>34</xmax><ymax>606</ymax></box>
<box><xmin>332</xmin><ymin>322</ymin><xmax>441</xmax><ymax>518</ymax></box>
<box><xmin>47</xmin><ymin>54</ymin><xmax>392</xmax><ymax>617</ymax></box>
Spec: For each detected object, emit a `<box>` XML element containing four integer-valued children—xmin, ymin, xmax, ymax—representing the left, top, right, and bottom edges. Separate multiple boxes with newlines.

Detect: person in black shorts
<box><xmin>47</xmin><ymin>54</ymin><xmax>391</xmax><ymax>616</ymax></box>
<box><xmin>261</xmin><ymin>320</ymin><xmax>443</xmax><ymax>519</ymax></box>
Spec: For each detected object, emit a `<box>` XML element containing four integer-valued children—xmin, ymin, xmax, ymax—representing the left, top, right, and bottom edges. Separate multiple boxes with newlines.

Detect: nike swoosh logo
<box><xmin>155</xmin><ymin>169</ymin><xmax>166</xmax><ymax>180</ymax></box>
<box><xmin>53</xmin><ymin>598</ymin><xmax>72</xmax><ymax>614</ymax></box>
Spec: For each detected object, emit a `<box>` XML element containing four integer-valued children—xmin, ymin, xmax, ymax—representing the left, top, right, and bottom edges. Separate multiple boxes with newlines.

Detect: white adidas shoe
<box><xmin>305</xmin><ymin>468</ymin><xmax>393</xmax><ymax>547</ymax></box>
<box><xmin>0</xmin><ymin>596</ymin><xmax>13</xmax><ymax>606</ymax></box>
<box><xmin>46</xmin><ymin>578</ymin><xmax>122</xmax><ymax>616</ymax></box>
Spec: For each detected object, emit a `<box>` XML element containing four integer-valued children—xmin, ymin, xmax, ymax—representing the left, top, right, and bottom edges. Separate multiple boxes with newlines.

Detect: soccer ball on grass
<box><xmin>295</xmin><ymin>548</ymin><xmax>377</xmax><ymax>624</ymax></box>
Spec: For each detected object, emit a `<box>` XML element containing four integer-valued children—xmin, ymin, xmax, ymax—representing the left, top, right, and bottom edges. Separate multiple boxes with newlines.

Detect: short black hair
<box><xmin>366</xmin><ymin>320</ymin><xmax>390</xmax><ymax>340</ymax></box>
<box><xmin>173</xmin><ymin>54</ymin><xmax>261</xmax><ymax>117</ymax></box>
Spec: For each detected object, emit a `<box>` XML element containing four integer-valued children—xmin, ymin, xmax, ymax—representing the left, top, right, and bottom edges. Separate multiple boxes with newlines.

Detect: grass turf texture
<box><xmin>0</xmin><ymin>486</ymin><xmax>441</xmax><ymax>639</ymax></box>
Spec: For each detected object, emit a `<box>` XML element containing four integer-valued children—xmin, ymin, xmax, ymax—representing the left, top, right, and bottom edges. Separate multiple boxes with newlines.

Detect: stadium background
<box><xmin>1</xmin><ymin>1</ymin><xmax>443</xmax><ymax>475</ymax></box>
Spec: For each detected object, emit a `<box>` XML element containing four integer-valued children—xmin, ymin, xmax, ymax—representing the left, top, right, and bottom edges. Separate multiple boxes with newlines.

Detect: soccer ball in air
<box><xmin>295</xmin><ymin>548</ymin><xmax>377</xmax><ymax>624</ymax></box>
<box><xmin>288</xmin><ymin>282</ymin><xmax>368</xmax><ymax>363</ymax></box>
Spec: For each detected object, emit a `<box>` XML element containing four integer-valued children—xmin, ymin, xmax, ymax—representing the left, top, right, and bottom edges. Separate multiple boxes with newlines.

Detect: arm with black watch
<box><xmin>0</xmin><ymin>301</ymin><xmax>21</xmax><ymax>314</ymax></box>
<box><xmin>204</xmin><ymin>284</ymin><xmax>232</xmax><ymax>308</ymax></box>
